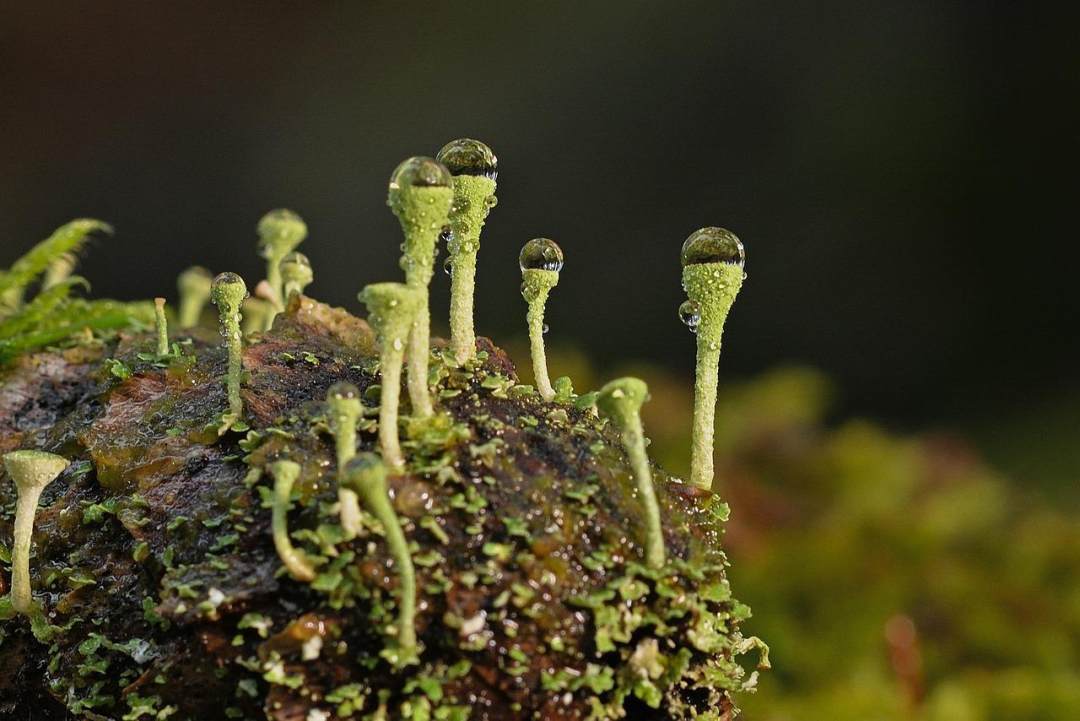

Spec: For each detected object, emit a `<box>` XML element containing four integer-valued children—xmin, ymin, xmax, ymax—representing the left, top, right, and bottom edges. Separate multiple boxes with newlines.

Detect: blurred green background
<box><xmin>2</xmin><ymin>2</ymin><xmax>1077</xmax><ymax>717</ymax></box>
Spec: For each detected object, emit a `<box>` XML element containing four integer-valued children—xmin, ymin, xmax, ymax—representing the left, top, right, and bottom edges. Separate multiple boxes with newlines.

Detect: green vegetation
<box><xmin>518</xmin><ymin>238</ymin><xmax>564</xmax><ymax>402</ymax></box>
<box><xmin>680</xmin><ymin>227</ymin><xmax>745</xmax><ymax>490</ymax></box>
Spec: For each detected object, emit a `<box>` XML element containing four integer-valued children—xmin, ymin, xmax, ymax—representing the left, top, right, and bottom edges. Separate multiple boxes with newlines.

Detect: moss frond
<box><xmin>0</xmin><ymin>219</ymin><xmax>111</xmax><ymax>312</ymax></box>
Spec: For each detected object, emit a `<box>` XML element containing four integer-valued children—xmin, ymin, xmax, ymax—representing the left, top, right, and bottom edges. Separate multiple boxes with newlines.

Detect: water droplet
<box><xmin>680</xmin><ymin>227</ymin><xmax>745</xmax><ymax>268</ymax></box>
<box><xmin>389</xmin><ymin>156</ymin><xmax>452</xmax><ymax>191</ymax></box>
<box><xmin>327</xmin><ymin>381</ymin><xmax>360</xmax><ymax>401</ymax></box>
<box><xmin>436</xmin><ymin>138</ymin><xmax>498</xmax><ymax>180</ymax></box>
<box><xmin>519</xmin><ymin>238</ymin><xmax>564</xmax><ymax>273</ymax></box>
<box><xmin>393</xmin><ymin>338</ymin><xmax>404</xmax><ymax>352</ymax></box>
<box><xmin>678</xmin><ymin>299</ymin><xmax>701</xmax><ymax>332</ymax></box>
<box><xmin>443</xmin><ymin>257</ymin><xmax>454</xmax><ymax>276</ymax></box>
<box><xmin>542</xmin><ymin>323</ymin><xmax>550</xmax><ymax>335</ymax></box>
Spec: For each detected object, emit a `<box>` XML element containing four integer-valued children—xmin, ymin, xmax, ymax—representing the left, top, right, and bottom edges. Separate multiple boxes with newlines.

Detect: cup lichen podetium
<box><xmin>680</xmin><ymin>227</ymin><xmax>746</xmax><ymax>490</ymax></box>
<box><xmin>343</xmin><ymin>453</ymin><xmax>418</xmax><ymax>667</ymax></box>
<box><xmin>280</xmin><ymin>251</ymin><xmax>314</xmax><ymax>301</ymax></box>
<box><xmin>2</xmin><ymin>450</ymin><xmax>70</xmax><ymax>616</ymax></box>
<box><xmin>176</xmin><ymin>265</ymin><xmax>213</xmax><ymax>329</ymax></box>
<box><xmin>436</xmin><ymin>138</ymin><xmax>498</xmax><ymax>365</ymax></box>
<box><xmin>359</xmin><ymin>282</ymin><xmax>421</xmax><ymax>471</ymax></box>
<box><xmin>519</xmin><ymin>237</ymin><xmax>564</xmax><ymax>402</ymax></box>
<box><xmin>210</xmin><ymin>272</ymin><xmax>248</xmax><ymax>432</ymax></box>
<box><xmin>153</xmin><ymin>297</ymin><xmax>169</xmax><ymax>356</ymax></box>
<box><xmin>596</xmin><ymin>377</ymin><xmax>665</xmax><ymax>568</ymax></box>
<box><xmin>256</xmin><ymin>209</ymin><xmax>308</xmax><ymax>326</ymax></box>
<box><xmin>387</xmin><ymin>157</ymin><xmax>454</xmax><ymax>418</ymax></box>
<box><xmin>326</xmin><ymin>381</ymin><xmax>364</xmax><ymax>539</ymax></box>
<box><xmin>269</xmin><ymin>459</ymin><xmax>316</xmax><ymax>582</ymax></box>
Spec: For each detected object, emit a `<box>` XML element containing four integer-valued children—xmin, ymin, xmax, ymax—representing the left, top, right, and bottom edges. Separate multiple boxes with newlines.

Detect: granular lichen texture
<box><xmin>0</xmin><ymin>145</ymin><xmax>765</xmax><ymax>721</ymax></box>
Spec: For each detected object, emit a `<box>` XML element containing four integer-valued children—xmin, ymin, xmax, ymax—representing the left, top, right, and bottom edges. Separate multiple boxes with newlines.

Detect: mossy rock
<box><xmin>0</xmin><ymin>297</ymin><xmax>764</xmax><ymax>720</ymax></box>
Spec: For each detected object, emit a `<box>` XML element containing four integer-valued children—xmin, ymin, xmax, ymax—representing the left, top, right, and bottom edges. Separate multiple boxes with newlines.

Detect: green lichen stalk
<box><xmin>3</xmin><ymin>450</ymin><xmax>70</xmax><ymax>615</ymax></box>
<box><xmin>387</xmin><ymin>157</ymin><xmax>454</xmax><ymax>418</ymax></box>
<box><xmin>359</xmin><ymin>282</ymin><xmax>421</xmax><ymax>471</ymax></box>
<box><xmin>210</xmin><ymin>272</ymin><xmax>248</xmax><ymax>430</ymax></box>
<box><xmin>344</xmin><ymin>454</ymin><xmax>417</xmax><ymax>664</ymax></box>
<box><xmin>269</xmin><ymin>460</ymin><xmax>316</xmax><ymax>582</ymax></box>
<box><xmin>280</xmin><ymin>251</ymin><xmax>313</xmax><ymax>301</ymax></box>
<box><xmin>177</xmin><ymin>265</ymin><xmax>213</xmax><ymax>329</ymax></box>
<box><xmin>680</xmin><ymin>228</ymin><xmax>745</xmax><ymax>490</ymax></box>
<box><xmin>437</xmin><ymin>139</ymin><xmax>498</xmax><ymax>365</ymax></box>
<box><xmin>153</xmin><ymin>297</ymin><xmax>169</xmax><ymax>356</ymax></box>
<box><xmin>257</xmin><ymin>209</ymin><xmax>307</xmax><ymax>327</ymax></box>
<box><xmin>327</xmin><ymin>382</ymin><xmax>364</xmax><ymax>539</ymax></box>
<box><xmin>519</xmin><ymin>238</ymin><xmax>564</xmax><ymax>402</ymax></box>
<box><xmin>597</xmin><ymin>378</ymin><xmax>665</xmax><ymax>568</ymax></box>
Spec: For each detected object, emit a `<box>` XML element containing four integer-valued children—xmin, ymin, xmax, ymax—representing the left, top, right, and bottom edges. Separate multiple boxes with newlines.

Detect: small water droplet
<box><xmin>435</xmin><ymin>138</ymin><xmax>498</xmax><ymax>180</ymax></box>
<box><xmin>443</xmin><ymin>257</ymin><xmax>454</xmax><ymax>276</ymax></box>
<box><xmin>393</xmin><ymin>338</ymin><xmax>404</xmax><ymax>352</ymax></box>
<box><xmin>542</xmin><ymin>323</ymin><xmax>550</xmax><ymax>335</ymax></box>
<box><xmin>680</xmin><ymin>227</ymin><xmax>745</xmax><ymax>268</ymax></box>
<box><xmin>519</xmin><ymin>238</ymin><xmax>564</xmax><ymax>273</ymax></box>
<box><xmin>389</xmin><ymin>156</ymin><xmax>452</xmax><ymax>191</ymax></box>
<box><xmin>678</xmin><ymin>299</ymin><xmax>701</xmax><ymax>333</ymax></box>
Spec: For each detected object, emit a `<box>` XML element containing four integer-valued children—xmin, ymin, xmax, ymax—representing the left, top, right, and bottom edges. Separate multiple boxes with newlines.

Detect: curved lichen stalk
<box><xmin>597</xmin><ymin>378</ymin><xmax>665</xmax><ymax>568</ymax></box>
<box><xmin>326</xmin><ymin>382</ymin><xmax>364</xmax><ymax>539</ymax></box>
<box><xmin>359</xmin><ymin>282</ymin><xmax>421</xmax><ymax>471</ymax></box>
<box><xmin>269</xmin><ymin>460</ymin><xmax>316</xmax><ymax>582</ymax></box>
<box><xmin>387</xmin><ymin>157</ymin><xmax>454</xmax><ymax>418</ymax></box>
<box><xmin>344</xmin><ymin>454</ymin><xmax>418</xmax><ymax>666</ymax></box>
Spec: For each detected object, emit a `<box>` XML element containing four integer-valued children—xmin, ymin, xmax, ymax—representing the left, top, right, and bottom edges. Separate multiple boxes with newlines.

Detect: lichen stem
<box><xmin>683</xmin><ymin>263</ymin><xmax>744</xmax><ymax>490</ymax></box>
<box><xmin>3</xmin><ymin>451</ymin><xmax>69</xmax><ymax>616</ymax></box>
<box><xmin>379</xmin><ymin>342</ymin><xmax>407</xmax><ymax>472</ymax></box>
<box><xmin>597</xmin><ymin>379</ymin><xmax>665</xmax><ymax>568</ymax></box>
<box><xmin>406</xmin><ymin>295</ymin><xmax>434</xmax><ymax>418</ymax></box>
<box><xmin>153</xmin><ymin>297</ymin><xmax>169</xmax><ymax>356</ymax></box>
<box><xmin>345</xmin><ymin>455</ymin><xmax>417</xmax><ymax>660</ymax></box>
<box><xmin>11</xmin><ymin>484</ymin><xmax>46</xmax><ymax>614</ymax></box>
<box><xmin>448</xmin><ymin>251</ymin><xmax>477</xmax><ymax>364</ymax></box>
<box><xmin>521</xmin><ymin>269</ymin><xmax>559</xmax><ymax>401</ymax></box>
<box><xmin>270</xmin><ymin>460</ymin><xmax>315</xmax><ymax>582</ymax></box>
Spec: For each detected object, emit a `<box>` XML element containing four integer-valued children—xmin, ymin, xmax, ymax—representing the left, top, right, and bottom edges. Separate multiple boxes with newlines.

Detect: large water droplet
<box><xmin>436</xmin><ymin>138</ymin><xmax>498</xmax><ymax>180</ymax></box>
<box><xmin>678</xmin><ymin>299</ymin><xmax>702</xmax><ymax>332</ymax></box>
<box><xmin>519</xmin><ymin>238</ymin><xmax>564</xmax><ymax>273</ymax></box>
<box><xmin>680</xmin><ymin>227</ymin><xmax>745</xmax><ymax>268</ymax></box>
<box><xmin>327</xmin><ymin>381</ymin><xmax>360</xmax><ymax>402</ymax></box>
<box><xmin>389</xmin><ymin>156</ymin><xmax>452</xmax><ymax>191</ymax></box>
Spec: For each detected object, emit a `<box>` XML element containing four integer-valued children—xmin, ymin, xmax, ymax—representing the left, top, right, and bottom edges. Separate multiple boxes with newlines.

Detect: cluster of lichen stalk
<box><xmin>2</xmin><ymin>138</ymin><xmax>746</xmax><ymax>664</ymax></box>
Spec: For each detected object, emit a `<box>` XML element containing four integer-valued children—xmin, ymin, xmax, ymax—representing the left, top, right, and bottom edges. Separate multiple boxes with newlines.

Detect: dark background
<box><xmin>2</xmin><ymin>3</ymin><xmax>1077</xmax><ymax>453</ymax></box>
